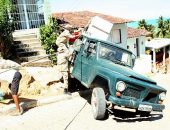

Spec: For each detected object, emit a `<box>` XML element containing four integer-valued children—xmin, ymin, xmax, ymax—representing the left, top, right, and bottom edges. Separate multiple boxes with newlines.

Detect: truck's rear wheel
<box><xmin>91</xmin><ymin>87</ymin><xmax>106</xmax><ymax>120</ymax></box>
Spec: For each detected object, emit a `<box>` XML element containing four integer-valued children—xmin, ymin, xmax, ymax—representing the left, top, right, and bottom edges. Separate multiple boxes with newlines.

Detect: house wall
<box><xmin>44</xmin><ymin>0</ymin><xmax>52</xmax><ymax>24</ymax></box>
<box><xmin>109</xmin><ymin>23</ymin><xmax>127</xmax><ymax>49</ymax></box>
<box><xmin>129</xmin><ymin>36</ymin><xmax>152</xmax><ymax>74</ymax></box>
<box><xmin>11</xmin><ymin>0</ymin><xmax>45</xmax><ymax>30</ymax></box>
<box><xmin>133</xmin><ymin>54</ymin><xmax>152</xmax><ymax>74</ymax></box>
<box><xmin>127</xmin><ymin>36</ymin><xmax>146</xmax><ymax>56</ymax></box>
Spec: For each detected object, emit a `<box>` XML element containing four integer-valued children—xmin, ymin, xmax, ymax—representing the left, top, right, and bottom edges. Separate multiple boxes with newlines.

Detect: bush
<box><xmin>0</xmin><ymin>0</ymin><xmax>14</xmax><ymax>59</ymax></box>
<box><xmin>39</xmin><ymin>18</ymin><xmax>61</xmax><ymax>64</ymax></box>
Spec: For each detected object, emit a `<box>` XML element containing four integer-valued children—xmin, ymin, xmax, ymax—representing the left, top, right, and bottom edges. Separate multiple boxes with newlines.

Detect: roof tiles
<box><xmin>52</xmin><ymin>11</ymin><xmax>132</xmax><ymax>27</ymax></box>
<box><xmin>127</xmin><ymin>27</ymin><xmax>151</xmax><ymax>38</ymax></box>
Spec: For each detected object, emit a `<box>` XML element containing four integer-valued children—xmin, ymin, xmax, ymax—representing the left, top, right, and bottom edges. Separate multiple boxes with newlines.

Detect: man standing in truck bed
<box><xmin>56</xmin><ymin>43</ymin><xmax>70</xmax><ymax>94</ymax></box>
<box><xmin>56</xmin><ymin>24</ymin><xmax>74</xmax><ymax>93</ymax></box>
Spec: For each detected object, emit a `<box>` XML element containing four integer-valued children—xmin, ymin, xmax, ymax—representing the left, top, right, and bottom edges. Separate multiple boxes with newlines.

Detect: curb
<box><xmin>0</xmin><ymin>90</ymin><xmax>90</xmax><ymax>115</ymax></box>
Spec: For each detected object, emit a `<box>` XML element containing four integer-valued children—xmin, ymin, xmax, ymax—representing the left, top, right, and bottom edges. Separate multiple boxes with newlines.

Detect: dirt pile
<box><xmin>0</xmin><ymin>67</ymin><xmax>64</xmax><ymax>99</ymax></box>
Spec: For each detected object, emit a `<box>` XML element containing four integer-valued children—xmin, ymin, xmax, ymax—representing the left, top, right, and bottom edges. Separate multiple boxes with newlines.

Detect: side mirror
<box><xmin>87</xmin><ymin>43</ymin><xmax>96</xmax><ymax>54</ymax></box>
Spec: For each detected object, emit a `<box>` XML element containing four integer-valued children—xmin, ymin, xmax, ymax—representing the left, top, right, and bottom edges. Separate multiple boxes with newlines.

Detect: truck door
<box><xmin>72</xmin><ymin>39</ymin><xmax>96</xmax><ymax>86</ymax></box>
<box><xmin>81</xmin><ymin>41</ymin><xmax>96</xmax><ymax>85</ymax></box>
<box><xmin>71</xmin><ymin>41</ymin><xmax>85</xmax><ymax>81</ymax></box>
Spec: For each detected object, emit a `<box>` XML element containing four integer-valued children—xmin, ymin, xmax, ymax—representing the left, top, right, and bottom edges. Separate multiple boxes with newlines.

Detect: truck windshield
<box><xmin>99</xmin><ymin>44</ymin><xmax>132</xmax><ymax>67</ymax></box>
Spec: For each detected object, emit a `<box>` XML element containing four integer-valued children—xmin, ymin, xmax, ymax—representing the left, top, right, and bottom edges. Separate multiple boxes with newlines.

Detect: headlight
<box><xmin>159</xmin><ymin>92</ymin><xmax>166</xmax><ymax>101</ymax></box>
<box><xmin>116</xmin><ymin>81</ymin><xmax>126</xmax><ymax>92</ymax></box>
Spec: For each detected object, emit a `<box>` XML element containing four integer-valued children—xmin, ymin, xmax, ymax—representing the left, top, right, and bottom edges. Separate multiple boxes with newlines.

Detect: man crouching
<box><xmin>0</xmin><ymin>60</ymin><xmax>23</xmax><ymax>116</ymax></box>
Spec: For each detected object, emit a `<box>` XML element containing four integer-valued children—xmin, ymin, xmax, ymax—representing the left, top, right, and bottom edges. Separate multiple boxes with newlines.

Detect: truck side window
<box><xmin>84</xmin><ymin>41</ymin><xmax>96</xmax><ymax>54</ymax></box>
<box><xmin>89</xmin><ymin>42</ymin><xmax>96</xmax><ymax>54</ymax></box>
<box><xmin>84</xmin><ymin>41</ymin><xmax>90</xmax><ymax>53</ymax></box>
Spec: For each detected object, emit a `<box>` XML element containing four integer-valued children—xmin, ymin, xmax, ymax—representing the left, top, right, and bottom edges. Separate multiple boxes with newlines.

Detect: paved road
<box><xmin>0</xmin><ymin>73</ymin><xmax>169</xmax><ymax>130</ymax></box>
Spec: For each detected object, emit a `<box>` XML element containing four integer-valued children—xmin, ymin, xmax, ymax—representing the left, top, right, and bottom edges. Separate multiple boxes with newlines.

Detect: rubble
<box><xmin>25</xmin><ymin>67</ymin><xmax>63</xmax><ymax>86</ymax></box>
<box><xmin>0</xmin><ymin>59</ymin><xmax>64</xmax><ymax>99</ymax></box>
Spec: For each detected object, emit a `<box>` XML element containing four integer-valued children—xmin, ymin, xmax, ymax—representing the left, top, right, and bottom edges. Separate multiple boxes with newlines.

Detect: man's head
<box><xmin>64</xmin><ymin>24</ymin><xmax>73</xmax><ymax>31</ymax></box>
<box><xmin>75</xmin><ymin>27</ymin><xmax>83</xmax><ymax>32</ymax></box>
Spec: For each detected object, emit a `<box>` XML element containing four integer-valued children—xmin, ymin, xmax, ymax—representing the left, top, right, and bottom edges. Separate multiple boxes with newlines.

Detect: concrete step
<box><xmin>20</xmin><ymin>55</ymin><xmax>50</xmax><ymax>62</ymax></box>
<box><xmin>12</xmin><ymin>29</ymin><xmax>51</xmax><ymax>67</ymax></box>
<box><xmin>13</xmin><ymin>28</ymin><xmax>39</xmax><ymax>35</ymax></box>
<box><xmin>14</xmin><ymin>38</ymin><xmax>40</xmax><ymax>44</ymax></box>
<box><xmin>16</xmin><ymin>47</ymin><xmax>45</xmax><ymax>52</ymax></box>
<box><xmin>21</xmin><ymin>59</ymin><xmax>52</xmax><ymax>67</ymax></box>
<box><xmin>13</xmin><ymin>28</ymin><xmax>39</xmax><ymax>39</ymax></box>
<box><xmin>14</xmin><ymin>42</ymin><xmax>42</xmax><ymax>48</ymax></box>
<box><xmin>13</xmin><ymin>33</ymin><xmax>38</xmax><ymax>41</ymax></box>
<box><xmin>17</xmin><ymin>50</ymin><xmax>46</xmax><ymax>57</ymax></box>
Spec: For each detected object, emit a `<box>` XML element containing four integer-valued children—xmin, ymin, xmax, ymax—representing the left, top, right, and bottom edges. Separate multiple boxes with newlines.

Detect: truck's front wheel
<box><xmin>91</xmin><ymin>87</ymin><xmax>106</xmax><ymax>120</ymax></box>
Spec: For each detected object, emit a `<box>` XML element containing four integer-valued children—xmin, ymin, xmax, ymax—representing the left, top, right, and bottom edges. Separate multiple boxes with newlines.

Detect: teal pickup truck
<box><xmin>71</xmin><ymin>35</ymin><xmax>167</xmax><ymax>120</ymax></box>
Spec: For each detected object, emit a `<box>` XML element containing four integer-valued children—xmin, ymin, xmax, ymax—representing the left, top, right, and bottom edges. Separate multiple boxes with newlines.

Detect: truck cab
<box><xmin>71</xmin><ymin>35</ymin><xmax>167</xmax><ymax>120</ymax></box>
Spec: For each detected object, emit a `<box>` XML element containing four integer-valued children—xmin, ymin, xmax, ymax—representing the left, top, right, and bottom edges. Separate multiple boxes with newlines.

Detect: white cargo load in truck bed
<box><xmin>86</xmin><ymin>16</ymin><xmax>113</xmax><ymax>41</ymax></box>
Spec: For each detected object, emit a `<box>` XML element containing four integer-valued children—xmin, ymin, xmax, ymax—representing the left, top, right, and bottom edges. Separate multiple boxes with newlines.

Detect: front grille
<box><xmin>122</xmin><ymin>87</ymin><xmax>141</xmax><ymax>99</ymax></box>
<box><xmin>143</xmin><ymin>93</ymin><xmax>158</xmax><ymax>103</ymax></box>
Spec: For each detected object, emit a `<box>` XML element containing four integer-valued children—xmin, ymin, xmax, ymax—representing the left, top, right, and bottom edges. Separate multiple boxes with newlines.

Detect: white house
<box><xmin>127</xmin><ymin>27</ymin><xmax>150</xmax><ymax>57</ymax></box>
<box><xmin>10</xmin><ymin>0</ymin><xmax>51</xmax><ymax>30</ymax></box>
<box><xmin>126</xmin><ymin>28</ymin><xmax>153</xmax><ymax>74</ymax></box>
<box><xmin>8</xmin><ymin>0</ymin><xmax>51</xmax><ymax>65</ymax></box>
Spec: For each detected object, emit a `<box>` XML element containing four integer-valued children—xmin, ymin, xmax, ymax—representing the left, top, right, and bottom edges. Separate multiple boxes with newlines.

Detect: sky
<box><xmin>50</xmin><ymin>0</ymin><xmax>170</xmax><ymax>20</ymax></box>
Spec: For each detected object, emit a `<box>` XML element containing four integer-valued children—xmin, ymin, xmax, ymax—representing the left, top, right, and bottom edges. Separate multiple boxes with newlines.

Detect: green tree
<box><xmin>147</xmin><ymin>24</ymin><xmax>155</xmax><ymax>33</ymax></box>
<box><xmin>138</xmin><ymin>19</ymin><xmax>148</xmax><ymax>30</ymax></box>
<box><xmin>156</xmin><ymin>16</ymin><xmax>168</xmax><ymax>38</ymax></box>
<box><xmin>39</xmin><ymin>18</ymin><xmax>61</xmax><ymax>64</ymax></box>
<box><xmin>138</xmin><ymin>19</ymin><xmax>155</xmax><ymax>37</ymax></box>
<box><xmin>0</xmin><ymin>0</ymin><xmax>14</xmax><ymax>59</ymax></box>
<box><xmin>165</xmin><ymin>19</ymin><xmax>170</xmax><ymax>38</ymax></box>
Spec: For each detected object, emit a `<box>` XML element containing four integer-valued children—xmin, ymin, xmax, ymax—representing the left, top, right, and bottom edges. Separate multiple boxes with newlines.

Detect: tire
<box><xmin>91</xmin><ymin>87</ymin><xmax>106</xmax><ymax>120</ymax></box>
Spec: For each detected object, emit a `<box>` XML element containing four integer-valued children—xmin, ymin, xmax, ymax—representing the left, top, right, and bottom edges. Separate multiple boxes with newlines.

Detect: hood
<box><xmin>99</xmin><ymin>59</ymin><xmax>156</xmax><ymax>84</ymax></box>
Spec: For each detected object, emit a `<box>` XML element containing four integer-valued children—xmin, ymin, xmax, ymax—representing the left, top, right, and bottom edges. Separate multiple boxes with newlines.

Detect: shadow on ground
<box><xmin>110</xmin><ymin>109</ymin><xmax>163</xmax><ymax>122</ymax></box>
<box><xmin>19</xmin><ymin>98</ymin><xmax>38</xmax><ymax>112</ymax></box>
<box><xmin>1</xmin><ymin>94</ymin><xmax>37</xmax><ymax>105</ymax></box>
<box><xmin>0</xmin><ymin>96</ymin><xmax>38</xmax><ymax>114</ymax></box>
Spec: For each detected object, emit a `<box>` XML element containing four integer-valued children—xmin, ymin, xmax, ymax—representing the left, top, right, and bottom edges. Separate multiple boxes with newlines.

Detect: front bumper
<box><xmin>108</xmin><ymin>95</ymin><xmax>165</xmax><ymax>112</ymax></box>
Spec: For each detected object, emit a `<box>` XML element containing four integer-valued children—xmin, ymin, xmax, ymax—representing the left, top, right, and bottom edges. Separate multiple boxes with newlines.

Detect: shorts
<box><xmin>9</xmin><ymin>72</ymin><xmax>22</xmax><ymax>95</ymax></box>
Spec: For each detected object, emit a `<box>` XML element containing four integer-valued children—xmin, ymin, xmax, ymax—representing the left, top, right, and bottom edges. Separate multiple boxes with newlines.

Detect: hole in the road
<box><xmin>68</xmin><ymin>78</ymin><xmax>88</xmax><ymax>93</ymax></box>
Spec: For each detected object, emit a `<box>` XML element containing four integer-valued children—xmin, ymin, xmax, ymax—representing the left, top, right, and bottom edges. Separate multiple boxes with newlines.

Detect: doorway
<box><xmin>136</xmin><ymin>38</ymin><xmax>140</xmax><ymax>57</ymax></box>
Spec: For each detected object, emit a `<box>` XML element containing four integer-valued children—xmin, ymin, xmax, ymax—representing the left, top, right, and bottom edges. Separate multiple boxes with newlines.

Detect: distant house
<box><xmin>127</xmin><ymin>27</ymin><xmax>151</xmax><ymax>57</ymax></box>
<box><xmin>53</xmin><ymin>11</ymin><xmax>132</xmax><ymax>49</ymax></box>
<box><xmin>145</xmin><ymin>38</ymin><xmax>170</xmax><ymax>72</ymax></box>
<box><xmin>126</xmin><ymin>28</ymin><xmax>153</xmax><ymax>74</ymax></box>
